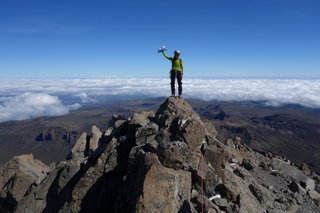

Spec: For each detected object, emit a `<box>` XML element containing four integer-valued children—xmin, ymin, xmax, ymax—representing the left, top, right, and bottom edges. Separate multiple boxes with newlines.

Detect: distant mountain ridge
<box><xmin>0</xmin><ymin>97</ymin><xmax>320</xmax><ymax>212</ymax></box>
<box><xmin>0</xmin><ymin>98</ymin><xmax>161</xmax><ymax>166</ymax></box>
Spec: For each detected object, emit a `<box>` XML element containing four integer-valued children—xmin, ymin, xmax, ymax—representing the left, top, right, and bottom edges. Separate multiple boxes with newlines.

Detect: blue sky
<box><xmin>0</xmin><ymin>0</ymin><xmax>319</xmax><ymax>78</ymax></box>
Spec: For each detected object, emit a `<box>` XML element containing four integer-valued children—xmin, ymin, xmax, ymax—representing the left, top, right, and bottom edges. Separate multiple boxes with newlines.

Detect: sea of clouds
<box><xmin>1</xmin><ymin>78</ymin><xmax>320</xmax><ymax>122</ymax></box>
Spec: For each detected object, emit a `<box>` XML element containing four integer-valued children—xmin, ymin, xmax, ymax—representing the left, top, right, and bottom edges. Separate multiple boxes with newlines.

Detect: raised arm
<box><xmin>162</xmin><ymin>51</ymin><xmax>172</xmax><ymax>61</ymax></box>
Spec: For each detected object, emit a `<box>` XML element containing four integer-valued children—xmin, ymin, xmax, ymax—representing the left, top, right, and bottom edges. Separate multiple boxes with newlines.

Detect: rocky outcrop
<box><xmin>35</xmin><ymin>127</ymin><xmax>78</xmax><ymax>144</ymax></box>
<box><xmin>116</xmin><ymin>152</ymin><xmax>192</xmax><ymax>213</ymax></box>
<box><xmin>0</xmin><ymin>154</ymin><xmax>50</xmax><ymax>213</ymax></box>
<box><xmin>89</xmin><ymin>125</ymin><xmax>102</xmax><ymax>153</ymax></box>
<box><xmin>68</xmin><ymin>125</ymin><xmax>103</xmax><ymax>160</ymax></box>
<box><xmin>0</xmin><ymin>97</ymin><xmax>320</xmax><ymax>213</ymax></box>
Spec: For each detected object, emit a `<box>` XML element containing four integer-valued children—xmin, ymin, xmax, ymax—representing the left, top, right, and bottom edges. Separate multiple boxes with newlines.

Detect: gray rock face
<box><xmin>117</xmin><ymin>152</ymin><xmax>192</xmax><ymax>213</ymax></box>
<box><xmin>69</xmin><ymin>126</ymin><xmax>103</xmax><ymax>160</ymax></box>
<box><xmin>300</xmin><ymin>162</ymin><xmax>312</xmax><ymax>176</ymax></box>
<box><xmin>155</xmin><ymin>97</ymin><xmax>217</xmax><ymax>149</ymax></box>
<box><xmin>135</xmin><ymin>123</ymin><xmax>158</xmax><ymax>145</ymax></box>
<box><xmin>89</xmin><ymin>125</ymin><xmax>102</xmax><ymax>153</ymax></box>
<box><xmin>0</xmin><ymin>154</ymin><xmax>49</xmax><ymax>213</ymax></box>
<box><xmin>1</xmin><ymin>97</ymin><xmax>319</xmax><ymax>213</ymax></box>
<box><xmin>15</xmin><ymin>160</ymin><xmax>82</xmax><ymax>213</ymax></box>
<box><xmin>130</xmin><ymin>112</ymin><xmax>150</xmax><ymax>127</ymax></box>
<box><xmin>69</xmin><ymin>132</ymin><xmax>88</xmax><ymax>160</ymax></box>
<box><xmin>242</xmin><ymin>158</ymin><xmax>255</xmax><ymax>171</ymax></box>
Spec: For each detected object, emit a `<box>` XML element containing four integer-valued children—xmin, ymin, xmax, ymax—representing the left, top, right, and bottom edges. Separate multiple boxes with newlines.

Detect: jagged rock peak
<box><xmin>156</xmin><ymin>96</ymin><xmax>202</xmax><ymax>126</ymax></box>
<box><xmin>68</xmin><ymin>125</ymin><xmax>103</xmax><ymax>161</ymax></box>
<box><xmin>157</xmin><ymin>96</ymin><xmax>195</xmax><ymax>115</ymax></box>
<box><xmin>1</xmin><ymin>97</ymin><xmax>320</xmax><ymax>213</ymax></box>
<box><xmin>155</xmin><ymin>97</ymin><xmax>218</xmax><ymax>149</ymax></box>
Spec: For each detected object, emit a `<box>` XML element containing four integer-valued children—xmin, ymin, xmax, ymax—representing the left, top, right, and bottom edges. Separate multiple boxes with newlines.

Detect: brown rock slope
<box><xmin>1</xmin><ymin>97</ymin><xmax>320</xmax><ymax>213</ymax></box>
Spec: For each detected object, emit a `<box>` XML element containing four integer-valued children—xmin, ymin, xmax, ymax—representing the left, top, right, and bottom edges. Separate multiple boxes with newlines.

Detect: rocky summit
<box><xmin>0</xmin><ymin>97</ymin><xmax>320</xmax><ymax>213</ymax></box>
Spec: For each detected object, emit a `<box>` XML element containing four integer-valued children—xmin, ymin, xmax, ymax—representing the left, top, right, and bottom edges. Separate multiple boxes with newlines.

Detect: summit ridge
<box><xmin>0</xmin><ymin>97</ymin><xmax>319</xmax><ymax>213</ymax></box>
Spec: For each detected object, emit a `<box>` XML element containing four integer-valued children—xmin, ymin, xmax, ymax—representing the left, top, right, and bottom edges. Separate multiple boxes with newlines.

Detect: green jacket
<box><xmin>162</xmin><ymin>52</ymin><xmax>184</xmax><ymax>73</ymax></box>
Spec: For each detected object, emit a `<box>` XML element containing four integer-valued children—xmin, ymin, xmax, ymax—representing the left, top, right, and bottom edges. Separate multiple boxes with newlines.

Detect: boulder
<box><xmin>271</xmin><ymin>158</ymin><xmax>312</xmax><ymax>185</ymax></box>
<box><xmin>130</xmin><ymin>112</ymin><xmax>150</xmax><ymax>127</ymax></box>
<box><xmin>181</xmin><ymin>119</ymin><xmax>207</xmax><ymax>149</ymax></box>
<box><xmin>242</xmin><ymin>158</ymin><xmax>255</xmax><ymax>171</ymax></box>
<box><xmin>158</xmin><ymin>145</ymin><xmax>184</xmax><ymax>170</ymax></box>
<box><xmin>205</xmin><ymin>166</ymin><xmax>221</xmax><ymax>195</ymax></box>
<box><xmin>117</xmin><ymin>152</ymin><xmax>192</xmax><ymax>213</ymax></box>
<box><xmin>15</xmin><ymin>160</ymin><xmax>81</xmax><ymax>213</ymax></box>
<box><xmin>204</xmin><ymin>144</ymin><xmax>229</xmax><ymax>178</ymax></box>
<box><xmin>0</xmin><ymin>154</ymin><xmax>49</xmax><ymax>212</ymax></box>
<box><xmin>248</xmin><ymin>184</ymin><xmax>263</xmax><ymax>204</ymax></box>
<box><xmin>144</xmin><ymin>140</ymin><xmax>159</xmax><ymax>153</ymax></box>
<box><xmin>63</xmin><ymin>133</ymin><xmax>135</xmax><ymax>213</ymax></box>
<box><xmin>135</xmin><ymin>123</ymin><xmax>159</xmax><ymax>145</ymax></box>
<box><xmin>89</xmin><ymin>125</ymin><xmax>102</xmax><ymax>153</ymax></box>
<box><xmin>300</xmin><ymin>178</ymin><xmax>316</xmax><ymax>191</ymax></box>
<box><xmin>139</xmin><ymin>110</ymin><xmax>155</xmax><ymax>120</ymax></box>
<box><xmin>299</xmin><ymin>163</ymin><xmax>312</xmax><ymax>176</ymax></box>
<box><xmin>69</xmin><ymin>132</ymin><xmax>88</xmax><ymax>160</ymax></box>
<box><xmin>308</xmin><ymin>189</ymin><xmax>320</xmax><ymax>198</ymax></box>
<box><xmin>184</xmin><ymin>149</ymin><xmax>209</xmax><ymax>181</ymax></box>
<box><xmin>193</xmin><ymin>194</ymin><xmax>221</xmax><ymax>213</ymax></box>
<box><xmin>215</xmin><ymin>183</ymin><xmax>240</xmax><ymax>202</ymax></box>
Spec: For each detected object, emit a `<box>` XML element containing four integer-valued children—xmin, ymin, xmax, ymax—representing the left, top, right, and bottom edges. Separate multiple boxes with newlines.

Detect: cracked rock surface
<box><xmin>0</xmin><ymin>97</ymin><xmax>319</xmax><ymax>213</ymax></box>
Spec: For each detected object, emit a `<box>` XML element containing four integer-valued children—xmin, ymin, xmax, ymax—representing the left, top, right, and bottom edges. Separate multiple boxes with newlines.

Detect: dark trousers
<box><xmin>170</xmin><ymin>70</ymin><xmax>182</xmax><ymax>95</ymax></box>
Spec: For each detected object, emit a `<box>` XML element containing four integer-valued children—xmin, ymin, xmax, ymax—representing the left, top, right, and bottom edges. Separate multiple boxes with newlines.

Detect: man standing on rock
<box><xmin>159</xmin><ymin>46</ymin><xmax>184</xmax><ymax>97</ymax></box>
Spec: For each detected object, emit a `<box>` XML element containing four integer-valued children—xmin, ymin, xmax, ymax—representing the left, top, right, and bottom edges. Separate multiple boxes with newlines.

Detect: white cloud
<box><xmin>183</xmin><ymin>79</ymin><xmax>320</xmax><ymax>108</ymax></box>
<box><xmin>1</xmin><ymin>78</ymin><xmax>320</xmax><ymax>122</ymax></box>
<box><xmin>0</xmin><ymin>93</ymin><xmax>80</xmax><ymax>122</ymax></box>
<box><xmin>76</xmin><ymin>92</ymin><xmax>97</xmax><ymax>103</ymax></box>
